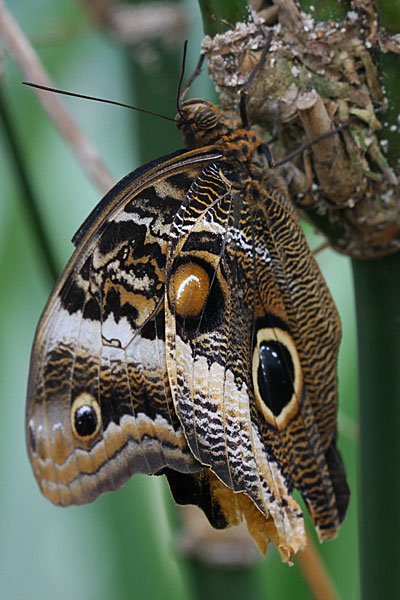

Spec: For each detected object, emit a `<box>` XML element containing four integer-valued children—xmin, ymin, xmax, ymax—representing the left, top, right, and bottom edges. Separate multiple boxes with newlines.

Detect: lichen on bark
<box><xmin>200</xmin><ymin>0</ymin><xmax>400</xmax><ymax>259</ymax></box>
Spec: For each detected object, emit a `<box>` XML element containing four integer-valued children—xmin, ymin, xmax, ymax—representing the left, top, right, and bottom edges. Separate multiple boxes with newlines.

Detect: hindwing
<box><xmin>164</xmin><ymin>161</ymin><xmax>348</xmax><ymax>558</ymax></box>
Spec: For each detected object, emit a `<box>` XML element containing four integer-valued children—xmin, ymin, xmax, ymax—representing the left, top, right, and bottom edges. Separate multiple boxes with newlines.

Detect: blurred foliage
<box><xmin>197</xmin><ymin>0</ymin><xmax>250</xmax><ymax>35</ymax></box>
<box><xmin>299</xmin><ymin>0</ymin><xmax>351</xmax><ymax>21</ymax></box>
<box><xmin>353</xmin><ymin>253</ymin><xmax>400</xmax><ymax>600</ymax></box>
<box><xmin>0</xmin><ymin>1</ymin><xmax>359</xmax><ymax>599</ymax></box>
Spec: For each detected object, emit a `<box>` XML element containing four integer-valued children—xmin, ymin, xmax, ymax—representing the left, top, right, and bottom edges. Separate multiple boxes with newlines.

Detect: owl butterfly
<box><xmin>26</xmin><ymin>41</ymin><xmax>349</xmax><ymax>564</ymax></box>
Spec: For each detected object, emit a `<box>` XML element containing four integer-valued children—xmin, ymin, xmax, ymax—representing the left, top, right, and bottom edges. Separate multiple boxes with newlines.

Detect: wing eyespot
<box><xmin>252</xmin><ymin>327</ymin><xmax>302</xmax><ymax>429</ymax></box>
<box><xmin>168</xmin><ymin>257</ymin><xmax>226</xmax><ymax>338</ymax></box>
<box><xmin>28</xmin><ymin>419</ymin><xmax>36</xmax><ymax>452</ymax></box>
<box><xmin>171</xmin><ymin>262</ymin><xmax>210</xmax><ymax>319</ymax></box>
<box><xmin>71</xmin><ymin>393</ymin><xmax>101</xmax><ymax>440</ymax></box>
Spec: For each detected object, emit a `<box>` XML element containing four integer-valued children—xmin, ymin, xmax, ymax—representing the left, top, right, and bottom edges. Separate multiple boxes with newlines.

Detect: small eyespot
<box><xmin>28</xmin><ymin>419</ymin><xmax>36</xmax><ymax>452</ymax></box>
<box><xmin>71</xmin><ymin>393</ymin><xmax>101</xmax><ymax>440</ymax></box>
<box><xmin>171</xmin><ymin>262</ymin><xmax>210</xmax><ymax>319</ymax></box>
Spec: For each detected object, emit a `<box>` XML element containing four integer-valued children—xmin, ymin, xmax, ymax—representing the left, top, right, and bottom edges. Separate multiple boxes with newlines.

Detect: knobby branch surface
<box><xmin>201</xmin><ymin>0</ymin><xmax>399</xmax><ymax>259</ymax></box>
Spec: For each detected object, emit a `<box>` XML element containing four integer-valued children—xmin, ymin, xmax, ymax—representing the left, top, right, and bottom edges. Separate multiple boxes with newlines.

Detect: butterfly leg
<box><xmin>239</xmin><ymin>29</ymin><xmax>273</xmax><ymax>127</ymax></box>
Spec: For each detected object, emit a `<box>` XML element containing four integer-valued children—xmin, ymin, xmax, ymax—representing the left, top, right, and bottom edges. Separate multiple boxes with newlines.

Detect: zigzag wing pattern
<box><xmin>251</xmin><ymin>174</ymin><xmax>349</xmax><ymax>540</ymax></box>
<box><xmin>165</xmin><ymin>163</ymin><xmax>348</xmax><ymax>559</ymax></box>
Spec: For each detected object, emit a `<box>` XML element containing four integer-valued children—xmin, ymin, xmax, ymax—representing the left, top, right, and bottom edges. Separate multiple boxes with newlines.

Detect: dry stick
<box><xmin>296</xmin><ymin>90</ymin><xmax>357</xmax><ymax>205</ymax></box>
<box><xmin>0</xmin><ymin>0</ymin><xmax>114</xmax><ymax>194</ymax></box>
<box><xmin>312</xmin><ymin>240</ymin><xmax>331</xmax><ymax>256</ymax></box>
<box><xmin>296</xmin><ymin>532</ymin><xmax>340</xmax><ymax>600</ymax></box>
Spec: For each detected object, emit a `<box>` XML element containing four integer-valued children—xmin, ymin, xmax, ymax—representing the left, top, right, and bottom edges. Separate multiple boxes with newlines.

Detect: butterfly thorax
<box><xmin>176</xmin><ymin>98</ymin><xmax>263</xmax><ymax>170</ymax></box>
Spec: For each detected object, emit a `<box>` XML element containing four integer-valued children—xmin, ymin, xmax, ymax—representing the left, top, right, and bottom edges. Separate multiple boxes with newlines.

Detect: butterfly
<box><xmin>26</xmin><ymin>51</ymin><xmax>349</xmax><ymax>564</ymax></box>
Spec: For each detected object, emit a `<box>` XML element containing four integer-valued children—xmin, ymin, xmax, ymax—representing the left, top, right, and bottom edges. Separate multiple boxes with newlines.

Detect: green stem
<box><xmin>378</xmin><ymin>51</ymin><xmax>400</xmax><ymax>163</ymax></box>
<box><xmin>0</xmin><ymin>85</ymin><xmax>59</xmax><ymax>284</ymax></box>
<box><xmin>352</xmin><ymin>3</ymin><xmax>400</xmax><ymax>595</ymax></box>
<box><xmin>198</xmin><ymin>0</ymin><xmax>250</xmax><ymax>36</ymax></box>
<box><xmin>352</xmin><ymin>253</ymin><xmax>400</xmax><ymax>600</ymax></box>
<box><xmin>126</xmin><ymin>46</ymin><xmax>182</xmax><ymax>162</ymax></box>
<box><xmin>376</xmin><ymin>0</ymin><xmax>400</xmax><ymax>34</ymax></box>
<box><xmin>188</xmin><ymin>562</ymin><xmax>261</xmax><ymax>600</ymax></box>
<box><xmin>299</xmin><ymin>0</ymin><xmax>350</xmax><ymax>21</ymax></box>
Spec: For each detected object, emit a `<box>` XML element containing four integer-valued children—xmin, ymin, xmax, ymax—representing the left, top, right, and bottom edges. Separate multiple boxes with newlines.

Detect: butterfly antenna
<box><xmin>176</xmin><ymin>40</ymin><xmax>190</xmax><ymax>122</ymax></box>
<box><xmin>179</xmin><ymin>53</ymin><xmax>205</xmax><ymax>105</ymax></box>
<box><xmin>22</xmin><ymin>82</ymin><xmax>176</xmax><ymax>123</ymax></box>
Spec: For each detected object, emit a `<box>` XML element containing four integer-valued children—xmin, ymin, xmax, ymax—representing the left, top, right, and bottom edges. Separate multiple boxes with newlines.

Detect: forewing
<box><xmin>26</xmin><ymin>151</ymin><xmax>221</xmax><ymax>506</ymax></box>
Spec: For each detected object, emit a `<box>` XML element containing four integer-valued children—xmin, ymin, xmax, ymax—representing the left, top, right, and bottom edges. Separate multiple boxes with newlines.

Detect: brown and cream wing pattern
<box><xmin>26</xmin><ymin>150</ymin><xmax>221</xmax><ymax>506</ymax></box>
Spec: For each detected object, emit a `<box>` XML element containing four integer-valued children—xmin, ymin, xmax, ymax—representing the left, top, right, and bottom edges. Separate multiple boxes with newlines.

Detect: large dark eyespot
<box><xmin>71</xmin><ymin>393</ymin><xmax>101</xmax><ymax>440</ymax></box>
<box><xmin>257</xmin><ymin>341</ymin><xmax>294</xmax><ymax>416</ymax></box>
<box><xmin>75</xmin><ymin>406</ymin><xmax>97</xmax><ymax>436</ymax></box>
<box><xmin>252</xmin><ymin>327</ymin><xmax>302</xmax><ymax>429</ymax></box>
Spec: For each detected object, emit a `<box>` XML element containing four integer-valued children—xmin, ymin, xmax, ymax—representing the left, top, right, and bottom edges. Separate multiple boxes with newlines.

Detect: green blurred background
<box><xmin>0</xmin><ymin>0</ymin><xmax>359</xmax><ymax>598</ymax></box>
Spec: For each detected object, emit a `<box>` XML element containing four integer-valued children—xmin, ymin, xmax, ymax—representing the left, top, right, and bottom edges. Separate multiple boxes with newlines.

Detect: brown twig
<box><xmin>296</xmin><ymin>532</ymin><xmax>340</xmax><ymax>600</ymax></box>
<box><xmin>297</xmin><ymin>90</ymin><xmax>358</xmax><ymax>205</ymax></box>
<box><xmin>0</xmin><ymin>0</ymin><xmax>114</xmax><ymax>194</ymax></box>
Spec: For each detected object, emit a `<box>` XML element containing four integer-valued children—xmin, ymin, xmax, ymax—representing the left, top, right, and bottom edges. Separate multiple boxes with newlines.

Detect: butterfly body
<box><xmin>26</xmin><ymin>97</ymin><xmax>349</xmax><ymax>562</ymax></box>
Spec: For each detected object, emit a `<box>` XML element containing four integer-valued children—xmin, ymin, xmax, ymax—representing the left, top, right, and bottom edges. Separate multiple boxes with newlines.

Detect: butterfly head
<box><xmin>176</xmin><ymin>99</ymin><xmax>263</xmax><ymax>167</ymax></box>
<box><xmin>177</xmin><ymin>98</ymin><xmax>219</xmax><ymax>128</ymax></box>
<box><xmin>176</xmin><ymin>99</ymin><xmax>226</xmax><ymax>148</ymax></box>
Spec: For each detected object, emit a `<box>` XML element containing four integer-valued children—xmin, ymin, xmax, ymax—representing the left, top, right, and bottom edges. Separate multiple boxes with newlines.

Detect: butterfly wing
<box><xmin>251</xmin><ymin>172</ymin><xmax>350</xmax><ymax>539</ymax></box>
<box><xmin>165</xmin><ymin>163</ymin><xmax>349</xmax><ymax>560</ymax></box>
<box><xmin>26</xmin><ymin>149</ymin><xmax>222</xmax><ymax>506</ymax></box>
